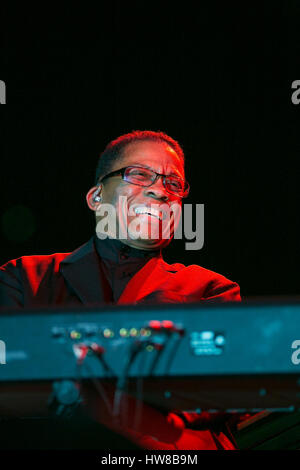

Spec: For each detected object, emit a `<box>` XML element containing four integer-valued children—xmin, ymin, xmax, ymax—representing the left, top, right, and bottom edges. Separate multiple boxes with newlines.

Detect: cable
<box><xmin>72</xmin><ymin>342</ymin><xmax>114</xmax><ymax>418</ymax></box>
<box><xmin>147</xmin><ymin>321</ymin><xmax>185</xmax><ymax>376</ymax></box>
<box><xmin>131</xmin><ymin>334</ymin><xmax>170</xmax><ymax>432</ymax></box>
<box><xmin>147</xmin><ymin>339</ymin><xmax>167</xmax><ymax>376</ymax></box>
<box><xmin>163</xmin><ymin>335</ymin><xmax>184</xmax><ymax>376</ymax></box>
<box><xmin>132</xmin><ymin>351</ymin><xmax>146</xmax><ymax>432</ymax></box>
<box><xmin>112</xmin><ymin>340</ymin><xmax>142</xmax><ymax>422</ymax></box>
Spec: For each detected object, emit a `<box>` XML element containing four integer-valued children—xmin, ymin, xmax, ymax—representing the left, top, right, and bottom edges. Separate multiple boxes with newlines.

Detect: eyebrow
<box><xmin>133</xmin><ymin>163</ymin><xmax>183</xmax><ymax>178</ymax></box>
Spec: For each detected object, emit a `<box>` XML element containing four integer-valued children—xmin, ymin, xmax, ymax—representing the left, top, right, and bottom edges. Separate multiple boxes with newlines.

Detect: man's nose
<box><xmin>144</xmin><ymin>176</ymin><xmax>169</xmax><ymax>201</ymax></box>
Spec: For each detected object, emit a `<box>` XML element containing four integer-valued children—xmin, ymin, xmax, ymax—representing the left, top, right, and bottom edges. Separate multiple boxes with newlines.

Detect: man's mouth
<box><xmin>134</xmin><ymin>206</ymin><xmax>163</xmax><ymax>221</ymax></box>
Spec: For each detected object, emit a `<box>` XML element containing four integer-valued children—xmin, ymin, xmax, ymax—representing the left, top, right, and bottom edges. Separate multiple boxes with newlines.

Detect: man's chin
<box><xmin>125</xmin><ymin>232</ymin><xmax>173</xmax><ymax>251</ymax></box>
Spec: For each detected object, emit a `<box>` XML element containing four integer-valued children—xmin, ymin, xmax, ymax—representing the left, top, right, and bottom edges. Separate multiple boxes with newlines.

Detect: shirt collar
<box><xmin>93</xmin><ymin>234</ymin><xmax>161</xmax><ymax>263</ymax></box>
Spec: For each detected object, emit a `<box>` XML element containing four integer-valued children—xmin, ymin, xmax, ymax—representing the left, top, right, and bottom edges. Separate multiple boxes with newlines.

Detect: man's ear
<box><xmin>86</xmin><ymin>184</ymin><xmax>103</xmax><ymax>211</ymax></box>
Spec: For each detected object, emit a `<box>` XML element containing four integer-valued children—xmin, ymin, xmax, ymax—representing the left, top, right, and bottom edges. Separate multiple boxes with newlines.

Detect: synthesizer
<box><xmin>0</xmin><ymin>301</ymin><xmax>300</xmax><ymax>414</ymax></box>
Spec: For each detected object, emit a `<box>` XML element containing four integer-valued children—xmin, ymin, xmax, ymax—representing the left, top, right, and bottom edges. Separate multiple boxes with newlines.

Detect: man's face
<box><xmin>90</xmin><ymin>140</ymin><xmax>185</xmax><ymax>250</ymax></box>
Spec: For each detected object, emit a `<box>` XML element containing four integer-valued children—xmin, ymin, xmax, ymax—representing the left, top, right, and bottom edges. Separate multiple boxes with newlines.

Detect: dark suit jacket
<box><xmin>0</xmin><ymin>237</ymin><xmax>241</xmax><ymax>308</ymax></box>
<box><xmin>0</xmin><ymin>237</ymin><xmax>241</xmax><ymax>449</ymax></box>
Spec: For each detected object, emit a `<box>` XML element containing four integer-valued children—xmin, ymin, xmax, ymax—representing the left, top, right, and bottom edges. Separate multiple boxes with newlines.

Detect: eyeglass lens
<box><xmin>124</xmin><ymin>167</ymin><xmax>186</xmax><ymax>195</ymax></box>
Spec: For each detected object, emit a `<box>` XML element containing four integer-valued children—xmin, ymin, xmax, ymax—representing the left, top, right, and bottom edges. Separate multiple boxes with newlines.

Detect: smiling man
<box><xmin>0</xmin><ymin>130</ymin><xmax>241</xmax><ymax>449</ymax></box>
<box><xmin>87</xmin><ymin>137</ymin><xmax>186</xmax><ymax>250</ymax></box>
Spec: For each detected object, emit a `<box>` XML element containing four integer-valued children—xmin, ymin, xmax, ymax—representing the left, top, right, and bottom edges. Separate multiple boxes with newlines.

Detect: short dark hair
<box><xmin>95</xmin><ymin>130</ymin><xmax>185</xmax><ymax>184</ymax></box>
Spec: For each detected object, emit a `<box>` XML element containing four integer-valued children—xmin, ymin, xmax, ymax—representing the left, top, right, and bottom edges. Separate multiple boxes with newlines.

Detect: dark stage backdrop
<box><xmin>1</xmin><ymin>2</ymin><xmax>300</xmax><ymax>298</ymax></box>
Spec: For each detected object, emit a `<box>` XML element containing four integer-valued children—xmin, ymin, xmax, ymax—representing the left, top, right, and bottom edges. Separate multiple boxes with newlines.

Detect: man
<box><xmin>0</xmin><ymin>130</ymin><xmax>241</xmax><ymax>449</ymax></box>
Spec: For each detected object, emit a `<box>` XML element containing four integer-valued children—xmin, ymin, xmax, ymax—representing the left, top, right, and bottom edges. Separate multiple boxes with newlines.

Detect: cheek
<box><xmin>112</xmin><ymin>187</ymin><xmax>138</xmax><ymax>228</ymax></box>
<box><xmin>115</xmin><ymin>187</ymin><xmax>141</xmax><ymax>213</ymax></box>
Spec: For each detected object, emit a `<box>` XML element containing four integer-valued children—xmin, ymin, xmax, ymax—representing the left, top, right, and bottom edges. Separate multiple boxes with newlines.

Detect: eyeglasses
<box><xmin>100</xmin><ymin>166</ymin><xmax>190</xmax><ymax>198</ymax></box>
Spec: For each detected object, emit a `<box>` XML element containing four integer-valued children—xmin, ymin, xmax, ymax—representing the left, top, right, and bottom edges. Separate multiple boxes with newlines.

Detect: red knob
<box><xmin>161</xmin><ymin>320</ymin><xmax>174</xmax><ymax>330</ymax></box>
<box><xmin>148</xmin><ymin>320</ymin><xmax>161</xmax><ymax>330</ymax></box>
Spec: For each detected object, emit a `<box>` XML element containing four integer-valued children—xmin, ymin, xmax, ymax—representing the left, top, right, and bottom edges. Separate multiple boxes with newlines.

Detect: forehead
<box><xmin>114</xmin><ymin>140</ymin><xmax>184</xmax><ymax>177</ymax></box>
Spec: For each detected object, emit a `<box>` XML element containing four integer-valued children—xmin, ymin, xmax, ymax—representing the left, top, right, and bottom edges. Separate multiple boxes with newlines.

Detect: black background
<box><xmin>1</xmin><ymin>1</ymin><xmax>300</xmax><ymax>298</ymax></box>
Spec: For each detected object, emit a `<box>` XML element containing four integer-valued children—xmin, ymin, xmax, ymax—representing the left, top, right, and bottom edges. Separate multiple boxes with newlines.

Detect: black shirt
<box><xmin>93</xmin><ymin>235</ymin><xmax>161</xmax><ymax>302</ymax></box>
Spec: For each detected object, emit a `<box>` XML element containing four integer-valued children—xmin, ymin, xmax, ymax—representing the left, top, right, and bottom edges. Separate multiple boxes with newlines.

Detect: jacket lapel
<box><xmin>59</xmin><ymin>238</ymin><xmax>106</xmax><ymax>305</ymax></box>
<box><xmin>117</xmin><ymin>256</ymin><xmax>172</xmax><ymax>305</ymax></box>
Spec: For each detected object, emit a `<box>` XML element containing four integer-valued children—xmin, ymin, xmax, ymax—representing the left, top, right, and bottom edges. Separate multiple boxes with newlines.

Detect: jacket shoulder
<box><xmin>160</xmin><ymin>259</ymin><xmax>241</xmax><ymax>302</ymax></box>
<box><xmin>1</xmin><ymin>252</ymin><xmax>71</xmax><ymax>272</ymax></box>
<box><xmin>161</xmin><ymin>258</ymin><xmax>229</xmax><ymax>280</ymax></box>
<box><xmin>0</xmin><ymin>252</ymin><xmax>72</xmax><ymax>308</ymax></box>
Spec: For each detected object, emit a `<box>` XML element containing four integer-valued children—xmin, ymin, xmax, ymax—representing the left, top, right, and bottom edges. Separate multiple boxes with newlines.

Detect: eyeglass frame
<box><xmin>98</xmin><ymin>165</ymin><xmax>190</xmax><ymax>198</ymax></box>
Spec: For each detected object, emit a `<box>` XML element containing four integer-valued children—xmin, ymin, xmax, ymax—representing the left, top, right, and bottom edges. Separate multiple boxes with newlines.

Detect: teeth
<box><xmin>134</xmin><ymin>207</ymin><xmax>162</xmax><ymax>220</ymax></box>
